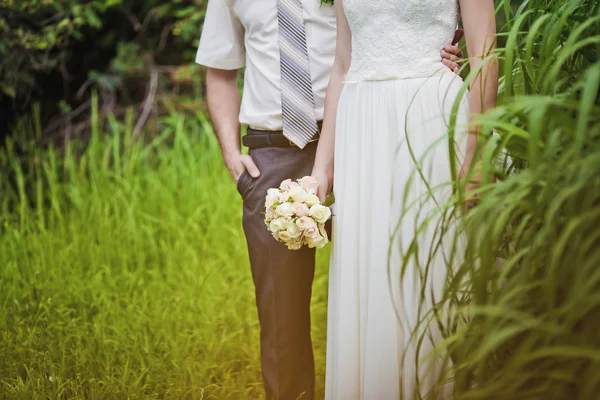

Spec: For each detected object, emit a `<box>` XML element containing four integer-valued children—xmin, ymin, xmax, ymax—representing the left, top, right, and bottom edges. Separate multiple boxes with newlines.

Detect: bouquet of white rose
<box><xmin>264</xmin><ymin>176</ymin><xmax>333</xmax><ymax>250</ymax></box>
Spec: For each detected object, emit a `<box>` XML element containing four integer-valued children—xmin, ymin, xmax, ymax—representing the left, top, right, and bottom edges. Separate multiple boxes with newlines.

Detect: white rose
<box><xmin>276</xmin><ymin>202</ymin><xmax>295</xmax><ymax>218</ymax></box>
<box><xmin>309</xmin><ymin>204</ymin><xmax>332</xmax><ymax>223</ymax></box>
<box><xmin>269</xmin><ymin>217</ymin><xmax>288</xmax><ymax>232</ymax></box>
<box><xmin>272</xmin><ymin>231</ymin><xmax>280</xmax><ymax>241</ymax></box>
<box><xmin>305</xmin><ymin>194</ymin><xmax>320</xmax><ymax>208</ymax></box>
<box><xmin>305</xmin><ymin>233</ymin><xmax>328</xmax><ymax>249</ymax></box>
<box><xmin>288</xmin><ymin>185</ymin><xmax>308</xmax><ymax>203</ymax></box>
<box><xmin>297</xmin><ymin>176</ymin><xmax>319</xmax><ymax>195</ymax></box>
<box><xmin>285</xmin><ymin>221</ymin><xmax>303</xmax><ymax>239</ymax></box>
<box><xmin>278</xmin><ymin>230</ymin><xmax>292</xmax><ymax>242</ymax></box>
<box><xmin>265</xmin><ymin>188</ymin><xmax>281</xmax><ymax>209</ymax></box>
<box><xmin>292</xmin><ymin>202</ymin><xmax>309</xmax><ymax>217</ymax></box>
<box><xmin>296</xmin><ymin>216</ymin><xmax>315</xmax><ymax>231</ymax></box>
<box><xmin>286</xmin><ymin>238</ymin><xmax>303</xmax><ymax>251</ymax></box>
<box><xmin>279</xmin><ymin>190</ymin><xmax>292</xmax><ymax>204</ymax></box>
<box><xmin>318</xmin><ymin>222</ymin><xmax>328</xmax><ymax>240</ymax></box>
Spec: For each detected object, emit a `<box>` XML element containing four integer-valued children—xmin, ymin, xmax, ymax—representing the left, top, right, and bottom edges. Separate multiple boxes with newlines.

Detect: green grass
<box><xmin>0</xmin><ymin>105</ymin><xmax>330</xmax><ymax>399</ymax></box>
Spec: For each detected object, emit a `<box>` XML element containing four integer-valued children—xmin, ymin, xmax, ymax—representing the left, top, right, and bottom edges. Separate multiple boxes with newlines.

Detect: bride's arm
<box><xmin>459</xmin><ymin>0</ymin><xmax>499</xmax><ymax>168</ymax></box>
<box><xmin>311</xmin><ymin>0</ymin><xmax>352</xmax><ymax>200</ymax></box>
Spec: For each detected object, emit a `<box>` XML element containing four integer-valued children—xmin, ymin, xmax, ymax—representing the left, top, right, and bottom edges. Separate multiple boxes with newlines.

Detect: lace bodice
<box><xmin>343</xmin><ymin>0</ymin><xmax>459</xmax><ymax>81</ymax></box>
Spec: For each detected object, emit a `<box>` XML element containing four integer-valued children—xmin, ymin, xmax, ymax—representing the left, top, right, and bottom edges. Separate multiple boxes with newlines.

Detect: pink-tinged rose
<box><xmin>296</xmin><ymin>216</ymin><xmax>315</xmax><ymax>231</ymax></box>
<box><xmin>288</xmin><ymin>186</ymin><xmax>308</xmax><ymax>203</ymax></box>
<box><xmin>304</xmin><ymin>225</ymin><xmax>319</xmax><ymax>238</ymax></box>
<box><xmin>265</xmin><ymin>188</ymin><xmax>280</xmax><ymax>208</ymax></box>
<box><xmin>280</xmin><ymin>179</ymin><xmax>299</xmax><ymax>191</ymax></box>
<box><xmin>269</xmin><ymin>217</ymin><xmax>288</xmax><ymax>232</ymax></box>
<box><xmin>265</xmin><ymin>208</ymin><xmax>277</xmax><ymax>221</ymax></box>
<box><xmin>305</xmin><ymin>194</ymin><xmax>320</xmax><ymax>208</ymax></box>
<box><xmin>276</xmin><ymin>202</ymin><xmax>295</xmax><ymax>218</ymax></box>
<box><xmin>309</xmin><ymin>204</ymin><xmax>332</xmax><ymax>223</ymax></box>
<box><xmin>279</xmin><ymin>179</ymin><xmax>292</xmax><ymax>191</ymax></box>
<box><xmin>287</xmin><ymin>238</ymin><xmax>303</xmax><ymax>251</ymax></box>
<box><xmin>298</xmin><ymin>176</ymin><xmax>319</xmax><ymax>195</ymax></box>
<box><xmin>292</xmin><ymin>202</ymin><xmax>309</xmax><ymax>217</ymax></box>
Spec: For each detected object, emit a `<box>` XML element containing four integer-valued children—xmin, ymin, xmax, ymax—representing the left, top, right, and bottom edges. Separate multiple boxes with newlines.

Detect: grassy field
<box><xmin>0</xmin><ymin>108</ymin><xmax>330</xmax><ymax>399</ymax></box>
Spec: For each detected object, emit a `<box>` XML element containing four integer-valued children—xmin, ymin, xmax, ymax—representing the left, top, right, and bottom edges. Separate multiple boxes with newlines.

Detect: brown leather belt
<box><xmin>243</xmin><ymin>122</ymin><xmax>323</xmax><ymax>149</ymax></box>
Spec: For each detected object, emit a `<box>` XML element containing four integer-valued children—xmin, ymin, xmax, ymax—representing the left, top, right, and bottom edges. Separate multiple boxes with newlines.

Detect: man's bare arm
<box><xmin>206</xmin><ymin>67</ymin><xmax>259</xmax><ymax>182</ymax></box>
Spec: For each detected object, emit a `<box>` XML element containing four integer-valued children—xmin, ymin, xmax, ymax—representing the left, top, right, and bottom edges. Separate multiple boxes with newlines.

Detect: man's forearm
<box><xmin>206</xmin><ymin>68</ymin><xmax>242</xmax><ymax>164</ymax></box>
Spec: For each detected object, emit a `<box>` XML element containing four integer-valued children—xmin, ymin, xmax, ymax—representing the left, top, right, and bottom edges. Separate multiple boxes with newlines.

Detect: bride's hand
<box><xmin>459</xmin><ymin>161</ymin><xmax>495</xmax><ymax>211</ymax></box>
<box><xmin>459</xmin><ymin>169</ymin><xmax>481</xmax><ymax>211</ymax></box>
<box><xmin>312</xmin><ymin>168</ymin><xmax>333</xmax><ymax>202</ymax></box>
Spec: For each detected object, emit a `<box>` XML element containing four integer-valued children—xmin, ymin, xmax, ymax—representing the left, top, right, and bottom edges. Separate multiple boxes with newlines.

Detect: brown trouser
<box><xmin>237</xmin><ymin>137</ymin><xmax>318</xmax><ymax>400</ymax></box>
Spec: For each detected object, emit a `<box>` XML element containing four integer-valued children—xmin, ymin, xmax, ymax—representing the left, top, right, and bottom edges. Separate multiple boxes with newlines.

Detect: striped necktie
<box><xmin>277</xmin><ymin>0</ymin><xmax>319</xmax><ymax>149</ymax></box>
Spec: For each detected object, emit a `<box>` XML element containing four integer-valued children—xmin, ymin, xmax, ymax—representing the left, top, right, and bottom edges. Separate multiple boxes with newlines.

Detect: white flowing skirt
<box><xmin>326</xmin><ymin>72</ymin><xmax>469</xmax><ymax>400</ymax></box>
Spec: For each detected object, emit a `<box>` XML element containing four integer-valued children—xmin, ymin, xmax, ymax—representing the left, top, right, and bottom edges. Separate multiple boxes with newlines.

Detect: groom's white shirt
<box><xmin>196</xmin><ymin>0</ymin><xmax>337</xmax><ymax>131</ymax></box>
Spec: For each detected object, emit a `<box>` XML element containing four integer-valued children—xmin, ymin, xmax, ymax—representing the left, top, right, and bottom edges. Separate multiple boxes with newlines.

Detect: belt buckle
<box><xmin>286</xmin><ymin>131</ymin><xmax>320</xmax><ymax>147</ymax></box>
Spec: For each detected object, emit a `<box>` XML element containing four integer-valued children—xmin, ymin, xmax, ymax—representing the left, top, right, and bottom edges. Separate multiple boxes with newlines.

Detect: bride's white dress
<box><xmin>326</xmin><ymin>0</ymin><xmax>468</xmax><ymax>399</ymax></box>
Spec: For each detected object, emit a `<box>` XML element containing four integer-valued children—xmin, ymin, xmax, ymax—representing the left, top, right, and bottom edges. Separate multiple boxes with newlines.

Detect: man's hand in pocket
<box><xmin>225</xmin><ymin>153</ymin><xmax>261</xmax><ymax>184</ymax></box>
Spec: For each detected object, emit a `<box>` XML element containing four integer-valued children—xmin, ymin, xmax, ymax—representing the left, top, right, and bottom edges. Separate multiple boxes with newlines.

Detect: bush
<box><xmin>0</xmin><ymin>0</ymin><xmax>206</xmax><ymax>142</ymax></box>
<box><xmin>0</xmin><ymin>0</ymin><xmax>110</xmax><ymax>98</ymax></box>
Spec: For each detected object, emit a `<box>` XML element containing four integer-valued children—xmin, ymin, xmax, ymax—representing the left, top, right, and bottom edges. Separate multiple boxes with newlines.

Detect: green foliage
<box><xmin>0</xmin><ymin>0</ymin><xmax>207</xmax><ymax>128</ymax></box>
<box><xmin>403</xmin><ymin>1</ymin><xmax>600</xmax><ymax>398</ymax></box>
<box><xmin>0</xmin><ymin>0</ymin><xmax>120</xmax><ymax>98</ymax></box>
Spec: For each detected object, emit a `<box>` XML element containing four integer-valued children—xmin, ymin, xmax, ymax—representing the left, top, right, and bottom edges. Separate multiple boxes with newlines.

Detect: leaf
<box><xmin>83</xmin><ymin>7</ymin><xmax>102</xmax><ymax>29</ymax></box>
<box><xmin>322</xmin><ymin>192</ymin><xmax>335</xmax><ymax>207</ymax></box>
<box><xmin>1</xmin><ymin>85</ymin><xmax>16</xmax><ymax>97</ymax></box>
